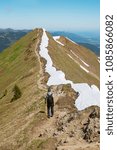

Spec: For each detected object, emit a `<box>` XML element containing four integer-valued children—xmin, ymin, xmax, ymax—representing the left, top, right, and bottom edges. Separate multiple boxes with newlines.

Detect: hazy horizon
<box><xmin>0</xmin><ymin>27</ymin><xmax>100</xmax><ymax>32</ymax></box>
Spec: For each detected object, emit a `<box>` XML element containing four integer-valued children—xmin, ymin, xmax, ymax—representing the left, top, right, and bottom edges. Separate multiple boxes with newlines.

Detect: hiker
<box><xmin>45</xmin><ymin>87</ymin><xmax>54</xmax><ymax>118</ymax></box>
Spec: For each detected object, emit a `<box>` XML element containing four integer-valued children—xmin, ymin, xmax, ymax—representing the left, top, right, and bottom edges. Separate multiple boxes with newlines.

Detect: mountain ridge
<box><xmin>0</xmin><ymin>29</ymin><xmax>100</xmax><ymax>56</ymax></box>
<box><xmin>0</xmin><ymin>28</ymin><xmax>100</xmax><ymax>150</ymax></box>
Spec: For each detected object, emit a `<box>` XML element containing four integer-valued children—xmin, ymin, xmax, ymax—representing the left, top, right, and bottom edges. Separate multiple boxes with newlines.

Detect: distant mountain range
<box><xmin>51</xmin><ymin>31</ymin><xmax>100</xmax><ymax>56</ymax></box>
<box><xmin>0</xmin><ymin>28</ymin><xmax>30</xmax><ymax>52</ymax></box>
<box><xmin>0</xmin><ymin>29</ymin><xmax>100</xmax><ymax>56</ymax></box>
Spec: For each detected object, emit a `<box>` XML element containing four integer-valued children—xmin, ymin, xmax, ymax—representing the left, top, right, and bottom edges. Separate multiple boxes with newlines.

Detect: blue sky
<box><xmin>0</xmin><ymin>0</ymin><xmax>100</xmax><ymax>32</ymax></box>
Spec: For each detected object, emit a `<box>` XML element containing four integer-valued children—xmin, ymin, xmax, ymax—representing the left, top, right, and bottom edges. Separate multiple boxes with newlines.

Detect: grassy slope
<box><xmin>0</xmin><ymin>29</ymin><xmax>48</xmax><ymax>149</ymax></box>
<box><xmin>0</xmin><ymin>29</ymin><xmax>38</xmax><ymax>91</ymax></box>
<box><xmin>47</xmin><ymin>33</ymin><xmax>100</xmax><ymax>88</ymax></box>
<box><xmin>59</xmin><ymin>36</ymin><xmax>99</xmax><ymax>76</ymax></box>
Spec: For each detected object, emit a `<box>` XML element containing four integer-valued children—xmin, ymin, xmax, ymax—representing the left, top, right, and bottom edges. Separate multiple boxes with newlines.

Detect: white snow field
<box><xmin>39</xmin><ymin>29</ymin><xmax>100</xmax><ymax>110</ymax></box>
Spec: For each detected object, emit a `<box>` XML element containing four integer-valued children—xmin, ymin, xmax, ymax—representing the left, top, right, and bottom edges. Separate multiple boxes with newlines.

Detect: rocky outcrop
<box><xmin>82</xmin><ymin>108</ymin><xmax>100</xmax><ymax>143</ymax></box>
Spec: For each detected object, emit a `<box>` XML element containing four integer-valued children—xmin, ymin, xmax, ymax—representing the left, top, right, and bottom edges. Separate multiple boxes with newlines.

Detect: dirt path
<box><xmin>32</xmin><ymin>29</ymin><xmax>63</xmax><ymax>138</ymax></box>
<box><xmin>34</xmin><ymin>30</ymin><xmax>61</xmax><ymax>127</ymax></box>
<box><xmin>34</xmin><ymin>30</ymin><xmax>47</xmax><ymax>91</ymax></box>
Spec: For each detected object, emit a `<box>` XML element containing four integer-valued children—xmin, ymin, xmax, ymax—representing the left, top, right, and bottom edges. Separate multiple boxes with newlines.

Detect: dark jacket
<box><xmin>46</xmin><ymin>92</ymin><xmax>54</xmax><ymax>107</ymax></box>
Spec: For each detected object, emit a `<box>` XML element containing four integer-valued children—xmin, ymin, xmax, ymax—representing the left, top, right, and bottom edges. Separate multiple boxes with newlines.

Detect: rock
<box><xmin>82</xmin><ymin>113</ymin><xmax>100</xmax><ymax>143</ymax></box>
<box><xmin>67</xmin><ymin>116</ymin><xmax>74</xmax><ymax>123</ymax></box>
<box><xmin>57</xmin><ymin>126</ymin><xmax>64</xmax><ymax>132</ymax></box>
<box><xmin>63</xmin><ymin>139</ymin><xmax>68</xmax><ymax>143</ymax></box>
<box><xmin>53</xmin><ymin>132</ymin><xmax>58</xmax><ymax>137</ymax></box>
<box><xmin>69</xmin><ymin>131</ymin><xmax>75</xmax><ymax>138</ymax></box>
<box><xmin>89</xmin><ymin>108</ymin><xmax>100</xmax><ymax>118</ymax></box>
<box><xmin>38</xmin><ymin>133</ymin><xmax>43</xmax><ymax>137</ymax></box>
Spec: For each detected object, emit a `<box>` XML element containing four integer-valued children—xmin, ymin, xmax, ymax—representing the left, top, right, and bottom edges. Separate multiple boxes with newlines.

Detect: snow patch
<box><xmin>97</xmin><ymin>57</ymin><xmax>100</xmax><ymax>63</ymax></box>
<box><xmin>67</xmin><ymin>54</ymin><xmax>79</xmax><ymax>64</ymax></box>
<box><xmin>53</xmin><ymin>36</ymin><xmax>60</xmax><ymax>40</ymax></box>
<box><xmin>80</xmin><ymin>65</ymin><xmax>89</xmax><ymax>73</ymax></box>
<box><xmin>67</xmin><ymin>54</ymin><xmax>73</xmax><ymax>60</ymax></box>
<box><xmin>71</xmin><ymin>50</ymin><xmax>89</xmax><ymax>67</ymax></box>
<box><xmin>53</xmin><ymin>36</ymin><xmax>64</xmax><ymax>46</ymax></box>
<box><xmin>67</xmin><ymin>54</ymin><xmax>89</xmax><ymax>73</ymax></box>
<box><xmin>39</xmin><ymin>29</ymin><xmax>100</xmax><ymax>111</ymax></box>
<box><xmin>81</xmin><ymin>59</ymin><xmax>89</xmax><ymax>67</ymax></box>
<box><xmin>40</xmin><ymin>30</ymin><xmax>69</xmax><ymax>85</ymax></box>
<box><xmin>66</xmin><ymin>37</ymin><xmax>78</xmax><ymax>45</ymax></box>
<box><xmin>72</xmin><ymin>83</ymin><xmax>100</xmax><ymax>110</ymax></box>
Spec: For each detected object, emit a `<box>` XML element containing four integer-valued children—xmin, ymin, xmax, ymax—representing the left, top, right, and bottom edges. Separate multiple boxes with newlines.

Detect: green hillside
<box><xmin>0</xmin><ymin>29</ymin><xmax>48</xmax><ymax>149</ymax></box>
<box><xmin>0</xmin><ymin>29</ymin><xmax>40</xmax><ymax>91</ymax></box>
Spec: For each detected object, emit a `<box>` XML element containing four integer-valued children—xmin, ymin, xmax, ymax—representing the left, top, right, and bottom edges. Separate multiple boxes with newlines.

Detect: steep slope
<box><xmin>0</xmin><ymin>28</ymin><xmax>100</xmax><ymax>150</ymax></box>
<box><xmin>0</xmin><ymin>28</ymin><xmax>47</xmax><ymax>149</ymax></box>
<box><xmin>0</xmin><ymin>29</ymin><xmax>41</xmax><ymax>91</ymax></box>
<box><xmin>47</xmin><ymin>35</ymin><xmax>99</xmax><ymax>88</ymax></box>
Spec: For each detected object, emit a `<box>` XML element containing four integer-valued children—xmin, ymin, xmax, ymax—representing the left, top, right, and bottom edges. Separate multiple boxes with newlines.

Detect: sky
<box><xmin>0</xmin><ymin>0</ymin><xmax>100</xmax><ymax>32</ymax></box>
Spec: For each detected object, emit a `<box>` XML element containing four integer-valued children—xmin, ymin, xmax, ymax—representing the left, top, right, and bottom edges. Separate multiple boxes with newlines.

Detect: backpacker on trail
<box><xmin>45</xmin><ymin>87</ymin><xmax>54</xmax><ymax>118</ymax></box>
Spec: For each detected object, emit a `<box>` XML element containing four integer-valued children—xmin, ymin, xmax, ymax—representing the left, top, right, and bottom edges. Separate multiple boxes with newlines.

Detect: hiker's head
<box><xmin>48</xmin><ymin>87</ymin><xmax>51</xmax><ymax>93</ymax></box>
<box><xmin>47</xmin><ymin>87</ymin><xmax>53</xmax><ymax>96</ymax></box>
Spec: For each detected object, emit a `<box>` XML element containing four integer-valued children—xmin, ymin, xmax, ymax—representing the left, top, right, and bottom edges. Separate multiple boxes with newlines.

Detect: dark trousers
<box><xmin>47</xmin><ymin>105</ymin><xmax>54</xmax><ymax>117</ymax></box>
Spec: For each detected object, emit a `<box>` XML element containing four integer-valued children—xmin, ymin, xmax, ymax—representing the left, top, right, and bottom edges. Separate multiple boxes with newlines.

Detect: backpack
<box><xmin>47</xmin><ymin>93</ymin><xmax>54</xmax><ymax>105</ymax></box>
